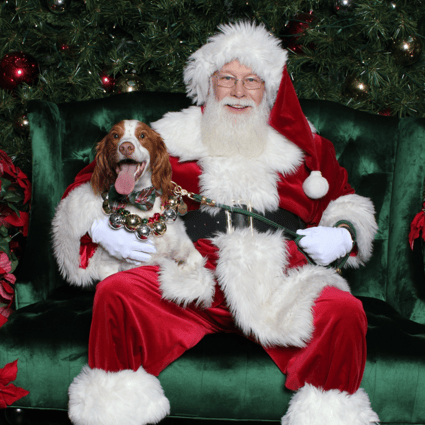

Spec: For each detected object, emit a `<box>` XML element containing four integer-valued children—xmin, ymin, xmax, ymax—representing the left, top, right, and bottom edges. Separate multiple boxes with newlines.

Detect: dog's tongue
<box><xmin>115</xmin><ymin>163</ymin><xmax>138</xmax><ymax>195</ymax></box>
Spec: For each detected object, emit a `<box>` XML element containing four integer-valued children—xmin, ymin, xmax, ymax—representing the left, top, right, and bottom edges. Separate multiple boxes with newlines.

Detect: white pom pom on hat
<box><xmin>302</xmin><ymin>171</ymin><xmax>329</xmax><ymax>199</ymax></box>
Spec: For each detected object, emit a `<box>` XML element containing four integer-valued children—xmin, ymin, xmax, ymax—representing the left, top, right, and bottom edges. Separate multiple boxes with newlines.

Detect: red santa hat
<box><xmin>269</xmin><ymin>67</ymin><xmax>329</xmax><ymax>199</ymax></box>
<box><xmin>184</xmin><ymin>21</ymin><xmax>329</xmax><ymax>199</ymax></box>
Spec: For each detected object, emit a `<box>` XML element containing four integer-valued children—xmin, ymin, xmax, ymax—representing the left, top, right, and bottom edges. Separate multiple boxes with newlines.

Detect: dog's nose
<box><xmin>119</xmin><ymin>142</ymin><xmax>135</xmax><ymax>157</ymax></box>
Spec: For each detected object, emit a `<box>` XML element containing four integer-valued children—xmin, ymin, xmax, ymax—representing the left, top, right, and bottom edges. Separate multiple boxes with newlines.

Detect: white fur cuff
<box><xmin>282</xmin><ymin>384</ymin><xmax>379</xmax><ymax>425</ymax></box>
<box><xmin>68</xmin><ymin>365</ymin><xmax>170</xmax><ymax>425</ymax></box>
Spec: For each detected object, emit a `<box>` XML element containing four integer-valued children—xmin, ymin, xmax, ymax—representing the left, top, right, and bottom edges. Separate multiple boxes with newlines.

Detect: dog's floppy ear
<box><xmin>91</xmin><ymin>135</ymin><xmax>116</xmax><ymax>195</ymax></box>
<box><xmin>150</xmin><ymin>130</ymin><xmax>173</xmax><ymax>204</ymax></box>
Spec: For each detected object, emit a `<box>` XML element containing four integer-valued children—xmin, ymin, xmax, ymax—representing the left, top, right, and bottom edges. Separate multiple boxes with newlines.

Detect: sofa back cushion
<box><xmin>21</xmin><ymin>93</ymin><xmax>425</xmax><ymax>323</ymax></box>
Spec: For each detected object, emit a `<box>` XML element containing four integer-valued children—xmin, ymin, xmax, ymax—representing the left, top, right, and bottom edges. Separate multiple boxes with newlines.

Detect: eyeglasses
<box><xmin>214</xmin><ymin>73</ymin><xmax>264</xmax><ymax>90</ymax></box>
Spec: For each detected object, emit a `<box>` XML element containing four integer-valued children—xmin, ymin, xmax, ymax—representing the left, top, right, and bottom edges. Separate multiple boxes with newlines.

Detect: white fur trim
<box><xmin>52</xmin><ymin>183</ymin><xmax>107</xmax><ymax>286</ymax></box>
<box><xmin>152</xmin><ymin>106</ymin><xmax>304</xmax><ymax>214</ymax></box>
<box><xmin>281</xmin><ymin>384</ymin><xmax>379</xmax><ymax>425</ymax></box>
<box><xmin>319</xmin><ymin>194</ymin><xmax>378</xmax><ymax>268</ymax></box>
<box><xmin>157</xmin><ymin>255</ymin><xmax>215</xmax><ymax>308</ymax></box>
<box><xmin>213</xmin><ymin>228</ymin><xmax>350</xmax><ymax>347</ymax></box>
<box><xmin>302</xmin><ymin>171</ymin><xmax>329</xmax><ymax>199</ymax></box>
<box><xmin>183</xmin><ymin>21</ymin><xmax>287</xmax><ymax>107</ymax></box>
<box><xmin>68</xmin><ymin>365</ymin><xmax>170</xmax><ymax>425</ymax></box>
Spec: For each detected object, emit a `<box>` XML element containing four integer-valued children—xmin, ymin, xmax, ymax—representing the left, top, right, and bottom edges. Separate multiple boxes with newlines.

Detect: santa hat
<box><xmin>183</xmin><ymin>21</ymin><xmax>287</xmax><ymax>108</ymax></box>
<box><xmin>269</xmin><ymin>67</ymin><xmax>329</xmax><ymax>199</ymax></box>
<box><xmin>184</xmin><ymin>21</ymin><xmax>328</xmax><ymax>199</ymax></box>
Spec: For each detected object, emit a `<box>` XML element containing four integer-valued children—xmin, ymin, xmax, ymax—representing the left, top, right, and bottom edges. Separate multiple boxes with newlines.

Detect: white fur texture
<box><xmin>153</xmin><ymin>106</ymin><xmax>304</xmax><ymax>214</ymax></box>
<box><xmin>281</xmin><ymin>384</ymin><xmax>379</xmax><ymax>425</ymax></box>
<box><xmin>183</xmin><ymin>21</ymin><xmax>287</xmax><ymax>107</ymax></box>
<box><xmin>213</xmin><ymin>228</ymin><xmax>350</xmax><ymax>347</ymax></box>
<box><xmin>157</xmin><ymin>255</ymin><xmax>215</xmax><ymax>308</ymax></box>
<box><xmin>319</xmin><ymin>194</ymin><xmax>378</xmax><ymax>268</ymax></box>
<box><xmin>68</xmin><ymin>365</ymin><xmax>170</xmax><ymax>425</ymax></box>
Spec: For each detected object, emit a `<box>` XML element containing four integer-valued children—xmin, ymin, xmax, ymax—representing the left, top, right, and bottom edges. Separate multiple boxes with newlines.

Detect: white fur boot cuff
<box><xmin>281</xmin><ymin>384</ymin><xmax>379</xmax><ymax>425</ymax></box>
<box><xmin>68</xmin><ymin>365</ymin><xmax>170</xmax><ymax>425</ymax></box>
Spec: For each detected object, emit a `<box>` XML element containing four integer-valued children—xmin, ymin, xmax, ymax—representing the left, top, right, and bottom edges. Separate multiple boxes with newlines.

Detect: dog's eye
<box><xmin>113</xmin><ymin>133</ymin><xmax>119</xmax><ymax>139</ymax></box>
<box><xmin>139</xmin><ymin>133</ymin><xmax>145</xmax><ymax>139</ymax></box>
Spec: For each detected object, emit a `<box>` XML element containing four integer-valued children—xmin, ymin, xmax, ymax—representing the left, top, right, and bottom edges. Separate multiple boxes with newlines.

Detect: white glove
<box><xmin>89</xmin><ymin>216</ymin><xmax>156</xmax><ymax>265</ymax></box>
<box><xmin>296</xmin><ymin>226</ymin><xmax>353</xmax><ymax>266</ymax></box>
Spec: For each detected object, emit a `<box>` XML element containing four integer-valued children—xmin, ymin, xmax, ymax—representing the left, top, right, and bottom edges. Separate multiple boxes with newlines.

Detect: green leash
<box><xmin>173</xmin><ymin>183</ymin><xmax>353</xmax><ymax>273</ymax></box>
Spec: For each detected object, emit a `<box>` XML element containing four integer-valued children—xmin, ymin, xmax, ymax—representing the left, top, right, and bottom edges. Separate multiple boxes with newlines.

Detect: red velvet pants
<box><xmin>88</xmin><ymin>265</ymin><xmax>367</xmax><ymax>395</ymax></box>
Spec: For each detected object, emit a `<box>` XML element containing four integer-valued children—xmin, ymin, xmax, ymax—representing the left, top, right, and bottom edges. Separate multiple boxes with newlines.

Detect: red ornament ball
<box><xmin>283</xmin><ymin>12</ymin><xmax>317</xmax><ymax>54</ymax></box>
<box><xmin>100</xmin><ymin>72</ymin><xmax>116</xmax><ymax>92</ymax></box>
<box><xmin>0</xmin><ymin>52</ymin><xmax>40</xmax><ymax>91</ymax></box>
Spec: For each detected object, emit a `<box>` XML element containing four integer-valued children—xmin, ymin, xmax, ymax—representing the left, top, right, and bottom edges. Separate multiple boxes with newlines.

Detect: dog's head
<box><xmin>91</xmin><ymin>120</ymin><xmax>173</xmax><ymax>203</ymax></box>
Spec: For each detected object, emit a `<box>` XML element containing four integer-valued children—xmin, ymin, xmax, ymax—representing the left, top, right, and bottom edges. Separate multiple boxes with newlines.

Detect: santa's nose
<box><xmin>119</xmin><ymin>142</ymin><xmax>135</xmax><ymax>157</ymax></box>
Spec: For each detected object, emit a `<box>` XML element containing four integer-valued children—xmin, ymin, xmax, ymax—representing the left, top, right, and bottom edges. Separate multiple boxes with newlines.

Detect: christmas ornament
<box><xmin>378</xmin><ymin>108</ymin><xmax>392</xmax><ymax>116</ymax></box>
<box><xmin>101</xmin><ymin>188</ymin><xmax>183</xmax><ymax>240</ymax></box>
<box><xmin>282</xmin><ymin>11</ymin><xmax>317</xmax><ymax>54</ymax></box>
<box><xmin>113</xmin><ymin>74</ymin><xmax>144</xmax><ymax>93</ymax></box>
<box><xmin>0</xmin><ymin>52</ymin><xmax>40</xmax><ymax>91</ymax></box>
<box><xmin>13</xmin><ymin>113</ymin><xmax>30</xmax><ymax>136</ymax></box>
<box><xmin>334</xmin><ymin>0</ymin><xmax>356</xmax><ymax>15</ymax></box>
<box><xmin>46</xmin><ymin>0</ymin><xmax>71</xmax><ymax>14</ymax></box>
<box><xmin>390</xmin><ymin>35</ymin><xmax>423</xmax><ymax>66</ymax></box>
<box><xmin>100</xmin><ymin>71</ymin><xmax>116</xmax><ymax>92</ymax></box>
<box><xmin>343</xmin><ymin>74</ymin><xmax>370</xmax><ymax>100</ymax></box>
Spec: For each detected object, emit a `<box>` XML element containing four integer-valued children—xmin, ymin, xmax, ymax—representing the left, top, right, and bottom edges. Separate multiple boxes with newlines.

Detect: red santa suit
<box><xmin>54</xmin><ymin>21</ymin><xmax>380</xmax><ymax>425</ymax></box>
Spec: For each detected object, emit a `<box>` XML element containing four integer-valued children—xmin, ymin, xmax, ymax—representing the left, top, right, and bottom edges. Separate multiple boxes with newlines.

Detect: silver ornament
<box><xmin>163</xmin><ymin>208</ymin><xmax>178</xmax><ymax>222</ymax></box>
<box><xmin>334</xmin><ymin>0</ymin><xmax>355</xmax><ymax>15</ymax></box>
<box><xmin>153</xmin><ymin>221</ymin><xmax>167</xmax><ymax>236</ymax></box>
<box><xmin>109</xmin><ymin>213</ymin><xmax>124</xmax><ymax>229</ymax></box>
<box><xmin>136</xmin><ymin>225</ymin><xmax>151</xmax><ymax>240</ymax></box>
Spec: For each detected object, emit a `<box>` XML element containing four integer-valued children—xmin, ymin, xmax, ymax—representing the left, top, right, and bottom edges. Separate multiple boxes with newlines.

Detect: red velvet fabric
<box><xmin>88</xmin><ymin>267</ymin><xmax>366</xmax><ymax>394</ymax></box>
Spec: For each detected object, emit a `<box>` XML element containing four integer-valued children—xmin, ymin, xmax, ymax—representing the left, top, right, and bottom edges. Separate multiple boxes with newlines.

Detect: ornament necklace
<box><xmin>102</xmin><ymin>182</ymin><xmax>188</xmax><ymax>241</ymax></box>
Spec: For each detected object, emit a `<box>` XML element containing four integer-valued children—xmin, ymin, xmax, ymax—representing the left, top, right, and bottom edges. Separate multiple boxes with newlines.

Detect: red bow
<box><xmin>0</xmin><ymin>360</ymin><xmax>29</xmax><ymax>408</ymax></box>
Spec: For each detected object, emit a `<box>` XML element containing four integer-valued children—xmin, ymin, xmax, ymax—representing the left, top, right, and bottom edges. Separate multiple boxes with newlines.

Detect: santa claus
<box><xmin>54</xmin><ymin>21</ymin><xmax>380</xmax><ymax>425</ymax></box>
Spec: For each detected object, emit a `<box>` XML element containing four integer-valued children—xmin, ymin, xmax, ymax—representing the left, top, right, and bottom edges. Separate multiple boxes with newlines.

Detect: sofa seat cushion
<box><xmin>1</xmin><ymin>290</ymin><xmax>425</xmax><ymax>423</ymax></box>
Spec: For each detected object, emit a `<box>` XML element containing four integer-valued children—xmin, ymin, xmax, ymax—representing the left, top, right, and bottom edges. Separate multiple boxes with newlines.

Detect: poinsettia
<box><xmin>0</xmin><ymin>150</ymin><xmax>31</xmax><ymax>327</ymax></box>
<box><xmin>0</xmin><ymin>360</ymin><xmax>30</xmax><ymax>408</ymax></box>
<box><xmin>409</xmin><ymin>201</ymin><xmax>425</xmax><ymax>250</ymax></box>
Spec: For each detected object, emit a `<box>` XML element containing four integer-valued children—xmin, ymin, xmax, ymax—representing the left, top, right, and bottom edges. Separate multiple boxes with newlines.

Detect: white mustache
<box><xmin>219</xmin><ymin>97</ymin><xmax>256</xmax><ymax>108</ymax></box>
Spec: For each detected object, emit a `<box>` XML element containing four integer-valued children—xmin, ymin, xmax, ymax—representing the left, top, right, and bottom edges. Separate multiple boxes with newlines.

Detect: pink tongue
<box><xmin>115</xmin><ymin>163</ymin><xmax>138</xmax><ymax>195</ymax></box>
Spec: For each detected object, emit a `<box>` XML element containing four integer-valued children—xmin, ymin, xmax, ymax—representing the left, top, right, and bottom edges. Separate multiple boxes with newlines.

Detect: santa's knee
<box><xmin>315</xmin><ymin>288</ymin><xmax>367</xmax><ymax>343</ymax></box>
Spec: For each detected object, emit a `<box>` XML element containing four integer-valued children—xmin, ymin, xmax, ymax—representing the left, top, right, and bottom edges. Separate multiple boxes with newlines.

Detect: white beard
<box><xmin>200</xmin><ymin>94</ymin><xmax>270</xmax><ymax>158</ymax></box>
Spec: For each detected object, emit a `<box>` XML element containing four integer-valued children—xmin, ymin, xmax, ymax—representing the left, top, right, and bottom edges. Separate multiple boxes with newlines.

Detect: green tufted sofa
<box><xmin>1</xmin><ymin>91</ymin><xmax>425</xmax><ymax>424</ymax></box>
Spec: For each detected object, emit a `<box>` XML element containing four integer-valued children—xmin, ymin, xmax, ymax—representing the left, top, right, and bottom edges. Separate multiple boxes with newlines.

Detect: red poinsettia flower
<box><xmin>0</xmin><ymin>252</ymin><xmax>16</xmax><ymax>306</ymax></box>
<box><xmin>409</xmin><ymin>202</ymin><xmax>425</xmax><ymax>250</ymax></box>
<box><xmin>0</xmin><ymin>360</ymin><xmax>30</xmax><ymax>408</ymax></box>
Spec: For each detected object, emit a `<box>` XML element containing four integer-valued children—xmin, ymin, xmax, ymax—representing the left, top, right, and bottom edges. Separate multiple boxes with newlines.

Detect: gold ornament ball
<box><xmin>13</xmin><ymin>113</ymin><xmax>30</xmax><ymax>135</ymax></box>
<box><xmin>153</xmin><ymin>221</ymin><xmax>167</xmax><ymax>236</ymax></box>
<box><xmin>114</xmin><ymin>74</ymin><xmax>144</xmax><ymax>94</ymax></box>
<box><xmin>391</xmin><ymin>36</ymin><xmax>423</xmax><ymax>66</ymax></box>
<box><xmin>125</xmin><ymin>214</ymin><xmax>142</xmax><ymax>231</ymax></box>
<box><xmin>343</xmin><ymin>75</ymin><xmax>370</xmax><ymax>100</ymax></box>
<box><xmin>46</xmin><ymin>0</ymin><xmax>71</xmax><ymax>14</ymax></box>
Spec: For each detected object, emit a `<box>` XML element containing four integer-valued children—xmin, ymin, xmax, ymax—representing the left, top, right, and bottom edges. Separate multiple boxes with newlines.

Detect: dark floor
<box><xmin>0</xmin><ymin>409</ymin><xmax>275</xmax><ymax>425</ymax></box>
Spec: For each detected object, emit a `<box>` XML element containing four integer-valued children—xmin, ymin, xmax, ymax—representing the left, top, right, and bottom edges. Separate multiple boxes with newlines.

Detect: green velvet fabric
<box><xmin>2</xmin><ymin>289</ymin><xmax>425</xmax><ymax>423</ymax></box>
<box><xmin>1</xmin><ymin>92</ymin><xmax>424</xmax><ymax>422</ymax></box>
<box><xmin>301</xmin><ymin>100</ymin><xmax>425</xmax><ymax>323</ymax></box>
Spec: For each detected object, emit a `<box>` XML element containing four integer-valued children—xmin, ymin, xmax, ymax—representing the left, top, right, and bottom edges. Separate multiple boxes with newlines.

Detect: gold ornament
<box><xmin>114</xmin><ymin>74</ymin><xmax>144</xmax><ymax>94</ymax></box>
<box><xmin>13</xmin><ymin>113</ymin><xmax>30</xmax><ymax>135</ymax></box>
<box><xmin>343</xmin><ymin>74</ymin><xmax>370</xmax><ymax>100</ymax></box>
<box><xmin>390</xmin><ymin>36</ymin><xmax>423</xmax><ymax>66</ymax></box>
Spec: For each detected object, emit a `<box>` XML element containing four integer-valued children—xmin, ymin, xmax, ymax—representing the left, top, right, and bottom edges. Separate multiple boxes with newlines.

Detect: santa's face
<box><xmin>211</xmin><ymin>60</ymin><xmax>265</xmax><ymax>114</ymax></box>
